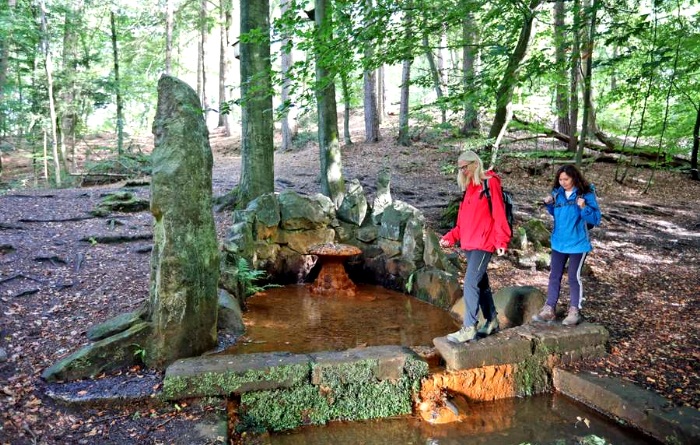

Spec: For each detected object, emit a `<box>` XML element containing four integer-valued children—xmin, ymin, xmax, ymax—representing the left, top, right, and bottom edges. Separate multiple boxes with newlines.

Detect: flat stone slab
<box><xmin>516</xmin><ymin>322</ymin><xmax>609</xmax><ymax>353</ymax></box>
<box><xmin>433</xmin><ymin>323</ymin><xmax>609</xmax><ymax>371</ymax></box>
<box><xmin>433</xmin><ymin>328</ymin><xmax>532</xmax><ymax>371</ymax></box>
<box><xmin>310</xmin><ymin>345</ymin><xmax>418</xmax><ymax>384</ymax></box>
<box><xmin>554</xmin><ymin>369</ymin><xmax>700</xmax><ymax>445</ymax></box>
<box><xmin>45</xmin><ymin>372</ymin><xmax>161</xmax><ymax>407</ymax></box>
<box><xmin>162</xmin><ymin>352</ymin><xmax>311</xmax><ymax>400</ymax></box>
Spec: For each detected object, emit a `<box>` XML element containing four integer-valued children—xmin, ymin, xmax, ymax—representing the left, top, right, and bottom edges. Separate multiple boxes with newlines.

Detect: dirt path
<box><xmin>1</xmin><ymin>129</ymin><xmax>699</xmax><ymax>443</ymax></box>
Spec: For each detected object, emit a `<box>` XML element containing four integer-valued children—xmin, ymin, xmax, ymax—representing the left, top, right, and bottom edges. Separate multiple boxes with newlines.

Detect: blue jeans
<box><xmin>547</xmin><ymin>250</ymin><xmax>587</xmax><ymax>309</ymax></box>
<box><xmin>462</xmin><ymin>250</ymin><xmax>496</xmax><ymax>327</ymax></box>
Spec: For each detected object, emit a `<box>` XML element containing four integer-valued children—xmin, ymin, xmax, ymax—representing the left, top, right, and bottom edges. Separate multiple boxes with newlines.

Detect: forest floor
<box><xmin>0</xmin><ymin>116</ymin><xmax>699</xmax><ymax>444</ymax></box>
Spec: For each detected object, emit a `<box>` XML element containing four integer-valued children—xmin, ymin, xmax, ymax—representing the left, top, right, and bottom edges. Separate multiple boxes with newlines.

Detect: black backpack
<box><xmin>481</xmin><ymin>178</ymin><xmax>515</xmax><ymax>234</ymax></box>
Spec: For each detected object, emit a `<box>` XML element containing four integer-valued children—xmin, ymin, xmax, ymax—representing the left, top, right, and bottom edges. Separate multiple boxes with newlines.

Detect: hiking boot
<box><xmin>532</xmin><ymin>304</ymin><xmax>556</xmax><ymax>322</ymax></box>
<box><xmin>477</xmin><ymin>317</ymin><xmax>500</xmax><ymax>336</ymax></box>
<box><xmin>562</xmin><ymin>307</ymin><xmax>581</xmax><ymax>326</ymax></box>
<box><xmin>446</xmin><ymin>325</ymin><xmax>477</xmax><ymax>343</ymax></box>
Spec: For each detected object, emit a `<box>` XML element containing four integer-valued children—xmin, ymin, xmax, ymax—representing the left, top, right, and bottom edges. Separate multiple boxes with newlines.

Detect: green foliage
<box><xmin>405</xmin><ymin>272</ymin><xmax>415</xmax><ymax>294</ymax></box>
<box><xmin>236</xmin><ymin>257</ymin><xmax>279</xmax><ymax>298</ymax></box>
<box><xmin>291</xmin><ymin>130</ymin><xmax>318</xmax><ymax>151</ymax></box>
<box><xmin>439</xmin><ymin>195</ymin><xmax>462</xmax><ymax>229</ymax></box>
<box><xmin>131</xmin><ymin>343</ymin><xmax>146</xmax><ymax>362</ymax></box>
<box><xmin>84</xmin><ymin>153</ymin><xmax>151</xmax><ymax>178</ymax></box>
<box><xmin>239</xmin><ymin>358</ymin><xmax>422</xmax><ymax>432</ymax></box>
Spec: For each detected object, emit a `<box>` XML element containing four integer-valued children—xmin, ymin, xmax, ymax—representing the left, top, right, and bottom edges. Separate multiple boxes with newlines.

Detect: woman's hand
<box><xmin>439</xmin><ymin>238</ymin><xmax>450</xmax><ymax>248</ymax></box>
<box><xmin>543</xmin><ymin>195</ymin><xmax>554</xmax><ymax>205</ymax></box>
<box><xmin>577</xmin><ymin>197</ymin><xmax>585</xmax><ymax>208</ymax></box>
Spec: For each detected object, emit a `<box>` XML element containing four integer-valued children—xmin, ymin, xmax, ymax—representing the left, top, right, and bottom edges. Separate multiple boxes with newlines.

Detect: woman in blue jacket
<box><xmin>533</xmin><ymin>164</ymin><xmax>601</xmax><ymax>326</ymax></box>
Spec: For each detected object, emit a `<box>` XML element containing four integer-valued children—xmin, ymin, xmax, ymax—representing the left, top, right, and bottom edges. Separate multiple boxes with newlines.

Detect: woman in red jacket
<box><xmin>439</xmin><ymin>151</ymin><xmax>512</xmax><ymax>343</ymax></box>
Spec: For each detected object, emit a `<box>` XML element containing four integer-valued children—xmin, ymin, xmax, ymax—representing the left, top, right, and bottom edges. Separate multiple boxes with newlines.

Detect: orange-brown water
<box><xmin>223</xmin><ymin>284</ymin><xmax>460</xmax><ymax>355</ymax></box>
<box><xmin>268</xmin><ymin>393</ymin><xmax>658</xmax><ymax>444</ymax></box>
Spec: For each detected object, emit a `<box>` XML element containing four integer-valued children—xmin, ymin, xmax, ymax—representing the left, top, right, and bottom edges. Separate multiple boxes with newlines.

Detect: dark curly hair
<box><xmin>552</xmin><ymin>164</ymin><xmax>592</xmax><ymax>194</ymax></box>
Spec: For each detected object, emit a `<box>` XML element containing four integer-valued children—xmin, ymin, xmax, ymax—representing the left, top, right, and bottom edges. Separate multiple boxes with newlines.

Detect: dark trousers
<box><xmin>547</xmin><ymin>250</ymin><xmax>587</xmax><ymax>309</ymax></box>
<box><xmin>462</xmin><ymin>250</ymin><xmax>496</xmax><ymax>326</ymax></box>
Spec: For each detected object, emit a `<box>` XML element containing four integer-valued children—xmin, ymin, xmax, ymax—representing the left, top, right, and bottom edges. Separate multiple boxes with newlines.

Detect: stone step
<box><xmin>433</xmin><ymin>322</ymin><xmax>609</xmax><ymax>371</ymax></box>
<box><xmin>554</xmin><ymin>369</ymin><xmax>700</xmax><ymax>445</ymax></box>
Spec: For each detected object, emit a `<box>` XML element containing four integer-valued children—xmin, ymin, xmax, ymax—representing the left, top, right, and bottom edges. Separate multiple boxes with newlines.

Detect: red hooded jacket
<box><xmin>441</xmin><ymin>171</ymin><xmax>511</xmax><ymax>252</ymax></box>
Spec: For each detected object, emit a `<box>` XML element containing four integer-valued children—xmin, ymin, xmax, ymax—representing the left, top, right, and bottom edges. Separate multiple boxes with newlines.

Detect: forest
<box><xmin>0</xmin><ymin>0</ymin><xmax>699</xmax><ymax>444</ymax></box>
<box><xmin>0</xmin><ymin>0</ymin><xmax>698</xmax><ymax>190</ymax></box>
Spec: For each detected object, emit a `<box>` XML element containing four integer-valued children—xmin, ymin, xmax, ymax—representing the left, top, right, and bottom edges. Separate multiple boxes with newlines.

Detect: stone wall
<box><xmin>220</xmin><ymin>187</ymin><xmax>463</xmax><ymax>310</ymax></box>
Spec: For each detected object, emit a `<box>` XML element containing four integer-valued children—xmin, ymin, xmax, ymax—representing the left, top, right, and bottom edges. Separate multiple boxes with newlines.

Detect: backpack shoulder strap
<box><xmin>481</xmin><ymin>178</ymin><xmax>493</xmax><ymax>215</ymax></box>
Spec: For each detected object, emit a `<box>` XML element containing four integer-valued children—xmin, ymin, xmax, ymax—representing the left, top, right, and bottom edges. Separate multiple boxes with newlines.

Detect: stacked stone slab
<box><xmin>162</xmin><ymin>345</ymin><xmax>428</xmax><ymax>431</ymax></box>
<box><xmin>221</xmin><ymin>181</ymin><xmax>463</xmax><ymax>310</ymax></box>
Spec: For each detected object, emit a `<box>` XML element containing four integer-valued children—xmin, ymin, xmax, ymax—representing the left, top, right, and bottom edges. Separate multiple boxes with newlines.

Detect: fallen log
<box><xmin>512</xmin><ymin>116</ymin><xmax>688</xmax><ymax>167</ymax></box>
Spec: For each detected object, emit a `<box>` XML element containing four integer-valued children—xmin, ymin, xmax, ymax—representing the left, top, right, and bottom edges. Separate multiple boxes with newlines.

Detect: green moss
<box><xmin>514</xmin><ymin>343</ymin><xmax>551</xmax><ymax>396</ymax></box>
<box><xmin>162</xmin><ymin>362</ymin><xmax>311</xmax><ymax>400</ymax></box>
<box><xmin>240</xmin><ymin>378</ymin><xmax>416</xmax><ymax>432</ymax></box>
<box><xmin>235</xmin><ymin>355</ymin><xmax>427</xmax><ymax>432</ymax></box>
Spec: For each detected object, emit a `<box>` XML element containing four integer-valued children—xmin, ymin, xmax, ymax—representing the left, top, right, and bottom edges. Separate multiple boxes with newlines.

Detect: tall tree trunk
<box><xmin>398</xmin><ymin>59</ymin><xmax>412</xmax><ymax>146</ymax></box>
<box><xmin>423</xmin><ymin>35</ymin><xmax>446</xmax><ymax>124</ymax></box>
<box><xmin>488</xmin><ymin>0</ymin><xmax>542</xmax><ymax>140</ymax></box>
<box><xmin>40</xmin><ymin>0</ymin><xmax>60</xmax><ymax>185</ymax></box>
<box><xmin>110</xmin><ymin>11</ymin><xmax>124</xmax><ymax>157</ymax></box>
<box><xmin>199</xmin><ymin>0</ymin><xmax>208</xmax><ymax>121</ymax></box>
<box><xmin>376</xmin><ymin>66</ymin><xmax>384</xmax><ymax>123</ymax></box>
<box><xmin>461</xmin><ymin>8</ymin><xmax>479</xmax><ymax>135</ymax></box>
<box><xmin>280</xmin><ymin>0</ymin><xmax>296</xmax><ymax>150</ymax></box>
<box><xmin>397</xmin><ymin>1</ymin><xmax>413</xmax><ymax>146</ymax></box>
<box><xmin>568</xmin><ymin>0</ymin><xmax>582</xmax><ymax>154</ymax></box>
<box><xmin>363</xmin><ymin>65</ymin><xmax>379</xmax><ymax>142</ymax></box>
<box><xmin>165</xmin><ymin>0</ymin><xmax>173</xmax><ymax>74</ymax></box>
<box><xmin>239</xmin><ymin>0</ymin><xmax>274</xmax><ymax>205</ymax></box>
<box><xmin>576</xmin><ymin>0</ymin><xmax>597</xmax><ymax>165</ymax></box>
<box><xmin>61</xmin><ymin>0</ymin><xmax>82</xmax><ymax>171</ymax></box>
<box><xmin>315</xmin><ymin>0</ymin><xmax>344</xmax><ymax>208</ymax></box>
<box><xmin>0</xmin><ymin>0</ymin><xmax>16</xmax><ymax>136</ymax></box>
<box><xmin>340</xmin><ymin>72</ymin><xmax>352</xmax><ymax>146</ymax></box>
<box><xmin>692</xmin><ymin>104</ymin><xmax>699</xmax><ymax>181</ymax></box>
<box><xmin>363</xmin><ymin>0</ymin><xmax>379</xmax><ymax>143</ymax></box>
<box><xmin>554</xmin><ymin>0</ymin><xmax>570</xmax><ymax>136</ymax></box>
<box><xmin>217</xmin><ymin>0</ymin><xmax>231</xmax><ymax>134</ymax></box>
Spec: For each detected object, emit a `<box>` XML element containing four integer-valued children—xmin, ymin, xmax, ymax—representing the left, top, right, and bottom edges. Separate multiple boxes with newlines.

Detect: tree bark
<box><xmin>488</xmin><ymin>0</ymin><xmax>542</xmax><ymax>140</ymax></box>
<box><xmin>340</xmin><ymin>72</ymin><xmax>352</xmax><ymax>146</ymax></box>
<box><xmin>363</xmin><ymin>0</ymin><xmax>380</xmax><ymax>143</ymax></box>
<box><xmin>110</xmin><ymin>11</ymin><xmax>124</xmax><ymax>157</ymax></box>
<box><xmin>554</xmin><ymin>0</ymin><xmax>570</xmax><ymax>136</ymax></box>
<box><xmin>377</xmin><ymin>66</ymin><xmax>384</xmax><ymax>124</ymax></box>
<box><xmin>576</xmin><ymin>0</ymin><xmax>597</xmax><ymax>165</ymax></box>
<box><xmin>165</xmin><ymin>0</ymin><xmax>173</xmax><ymax>74</ymax></box>
<box><xmin>423</xmin><ymin>35</ymin><xmax>446</xmax><ymax>124</ymax></box>
<box><xmin>199</xmin><ymin>0</ymin><xmax>208</xmax><ymax>121</ymax></box>
<box><xmin>692</xmin><ymin>104</ymin><xmax>699</xmax><ymax>180</ymax></box>
<box><xmin>398</xmin><ymin>59</ymin><xmax>412</xmax><ymax>146</ymax></box>
<box><xmin>461</xmin><ymin>8</ymin><xmax>479</xmax><ymax>135</ymax></box>
<box><xmin>61</xmin><ymin>1</ymin><xmax>83</xmax><ymax>171</ymax></box>
<box><xmin>315</xmin><ymin>0</ymin><xmax>345</xmax><ymax>208</ymax></box>
<box><xmin>217</xmin><ymin>0</ymin><xmax>231</xmax><ymax>134</ymax></box>
<box><xmin>568</xmin><ymin>0</ymin><xmax>582</xmax><ymax>154</ymax></box>
<box><xmin>397</xmin><ymin>2</ymin><xmax>413</xmax><ymax>146</ymax></box>
<box><xmin>0</xmin><ymin>0</ymin><xmax>16</xmax><ymax>136</ymax></box>
<box><xmin>280</xmin><ymin>0</ymin><xmax>295</xmax><ymax>150</ymax></box>
<box><xmin>240</xmin><ymin>0</ymin><xmax>274</xmax><ymax>205</ymax></box>
<box><xmin>40</xmin><ymin>0</ymin><xmax>60</xmax><ymax>186</ymax></box>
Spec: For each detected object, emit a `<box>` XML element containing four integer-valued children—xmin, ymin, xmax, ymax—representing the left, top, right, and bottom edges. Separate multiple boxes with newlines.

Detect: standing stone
<box><xmin>149</xmin><ymin>75</ymin><xmax>219</xmax><ymax>367</ymax></box>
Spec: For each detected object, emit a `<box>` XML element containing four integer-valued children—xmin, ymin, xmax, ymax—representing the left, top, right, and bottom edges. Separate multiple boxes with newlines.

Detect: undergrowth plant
<box><xmin>237</xmin><ymin>257</ymin><xmax>279</xmax><ymax>298</ymax></box>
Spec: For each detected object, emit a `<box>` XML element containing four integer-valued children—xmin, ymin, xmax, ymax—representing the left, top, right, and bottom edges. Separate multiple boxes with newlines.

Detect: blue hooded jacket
<box><xmin>545</xmin><ymin>185</ymin><xmax>602</xmax><ymax>254</ymax></box>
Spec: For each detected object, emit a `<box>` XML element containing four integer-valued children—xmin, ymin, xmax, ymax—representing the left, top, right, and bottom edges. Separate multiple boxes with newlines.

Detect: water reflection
<box><xmin>223</xmin><ymin>284</ymin><xmax>460</xmax><ymax>355</ymax></box>
<box><xmin>269</xmin><ymin>394</ymin><xmax>659</xmax><ymax>445</ymax></box>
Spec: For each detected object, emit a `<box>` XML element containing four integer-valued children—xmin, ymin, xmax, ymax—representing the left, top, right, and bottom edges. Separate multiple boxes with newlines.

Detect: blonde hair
<box><xmin>456</xmin><ymin>150</ymin><xmax>487</xmax><ymax>190</ymax></box>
